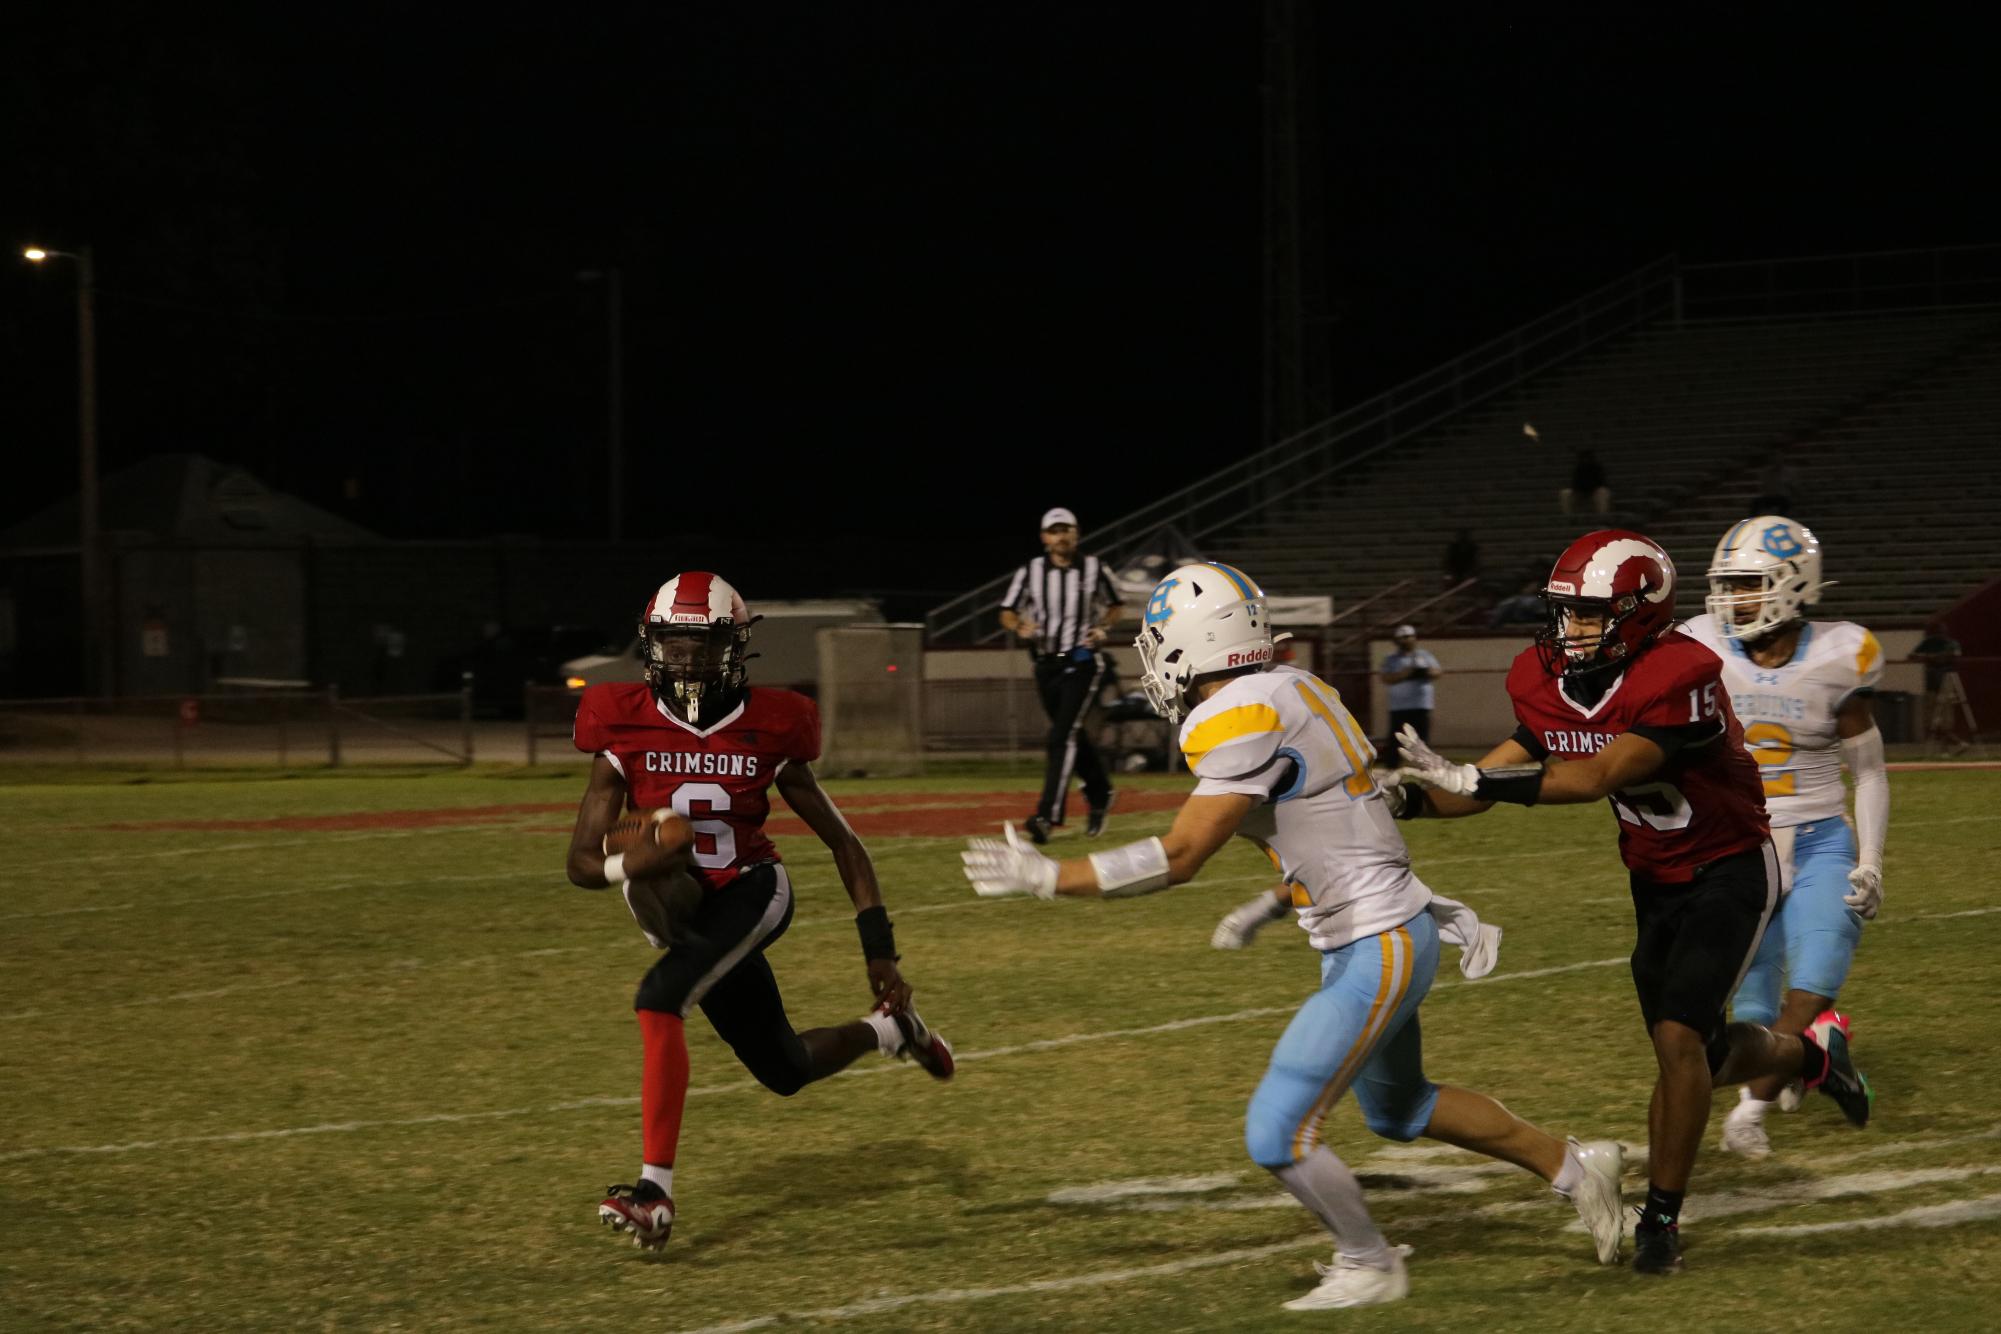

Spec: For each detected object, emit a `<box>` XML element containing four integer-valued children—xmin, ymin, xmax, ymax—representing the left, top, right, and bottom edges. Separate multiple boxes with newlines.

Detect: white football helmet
<box><xmin>639</xmin><ymin>572</ymin><xmax>756</xmax><ymax>722</ymax></box>
<box><xmin>1705</xmin><ymin>515</ymin><xmax>1825</xmax><ymax>640</ymax></box>
<box><xmin>1134</xmin><ymin>562</ymin><xmax>1274</xmax><ymax>722</ymax></box>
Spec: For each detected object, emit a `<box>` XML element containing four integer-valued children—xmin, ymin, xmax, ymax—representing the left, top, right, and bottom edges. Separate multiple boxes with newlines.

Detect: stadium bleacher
<box><xmin>1212</xmin><ymin>308</ymin><xmax>2001</xmax><ymax>630</ymax></box>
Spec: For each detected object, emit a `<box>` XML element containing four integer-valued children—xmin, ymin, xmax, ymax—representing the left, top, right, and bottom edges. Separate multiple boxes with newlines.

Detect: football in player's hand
<box><xmin>605</xmin><ymin>808</ymin><xmax>696</xmax><ymax>858</ymax></box>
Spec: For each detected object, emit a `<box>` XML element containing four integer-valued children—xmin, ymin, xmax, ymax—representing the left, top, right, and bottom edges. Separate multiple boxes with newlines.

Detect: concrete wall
<box><xmin>1360</xmin><ymin>629</ymin><xmax>1927</xmax><ymax>748</ymax></box>
<box><xmin>922</xmin><ymin>628</ymin><xmax>1929</xmax><ymax>754</ymax></box>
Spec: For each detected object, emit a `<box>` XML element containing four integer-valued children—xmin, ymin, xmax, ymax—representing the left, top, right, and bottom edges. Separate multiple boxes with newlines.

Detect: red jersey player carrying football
<box><xmin>1386</xmin><ymin>531</ymin><xmax>1871</xmax><ymax>1276</ymax></box>
<box><xmin>564</xmin><ymin>572</ymin><xmax>953</xmax><ymax>1252</ymax></box>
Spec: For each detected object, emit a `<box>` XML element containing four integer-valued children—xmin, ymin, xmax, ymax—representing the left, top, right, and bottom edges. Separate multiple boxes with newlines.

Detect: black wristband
<box><xmin>1392</xmin><ymin>782</ymin><xmax>1432</xmax><ymax>820</ymax></box>
<box><xmin>1473</xmin><ymin>765</ymin><xmax>1544</xmax><ymax>807</ymax></box>
<box><xmin>856</xmin><ymin>904</ymin><xmax>899</xmax><ymax>962</ymax></box>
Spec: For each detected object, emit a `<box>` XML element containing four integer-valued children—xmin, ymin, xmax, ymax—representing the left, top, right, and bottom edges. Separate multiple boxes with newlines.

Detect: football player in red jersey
<box><xmin>564</xmin><ymin>571</ymin><xmax>953</xmax><ymax>1252</ymax></box>
<box><xmin>1386</xmin><ymin>531</ymin><xmax>1871</xmax><ymax>1275</ymax></box>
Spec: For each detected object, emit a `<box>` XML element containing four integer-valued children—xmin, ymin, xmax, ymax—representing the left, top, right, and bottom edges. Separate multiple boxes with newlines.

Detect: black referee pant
<box><xmin>1033</xmin><ymin>651</ymin><xmax>1112</xmax><ymax>824</ymax></box>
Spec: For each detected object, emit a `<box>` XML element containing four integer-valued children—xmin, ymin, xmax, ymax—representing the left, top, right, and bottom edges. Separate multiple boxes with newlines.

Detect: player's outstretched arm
<box><xmin>1527</xmin><ymin>731</ymin><xmax>1667</xmax><ymax>804</ymax></box>
<box><xmin>963</xmin><ymin>793</ymin><xmax>1255</xmax><ymax>899</ymax></box>
<box><xmin>1391</xmin><ymin>734</ymin><xmax>1534</xmax><ymax>818</ymax></box>
<box><xmin>775</xmin><ymin>760</ymin><xmax>912</xmax><ymax>1011</ymax></box>
<box><xmin>1398</xmin><ymin>724</ymin><xmax>1672</xmax><ymax>809</ymax></box>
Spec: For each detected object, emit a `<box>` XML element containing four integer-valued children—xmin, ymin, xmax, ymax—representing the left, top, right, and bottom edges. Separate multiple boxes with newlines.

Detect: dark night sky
<box><xmin>2</xmin><ymin>5</ymin><xmax>1993</xmax><ymax>601</ymax></box>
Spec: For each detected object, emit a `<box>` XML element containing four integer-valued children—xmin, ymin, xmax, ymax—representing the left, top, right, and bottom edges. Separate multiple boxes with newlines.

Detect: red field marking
<box><xmin>97</xmin><ymin>789</ymin><xmax>1189</xmax><ymax>838</ymax></box>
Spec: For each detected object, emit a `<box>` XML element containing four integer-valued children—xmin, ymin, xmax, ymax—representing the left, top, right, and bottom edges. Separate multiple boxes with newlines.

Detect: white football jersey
<box><xmin>1682</xmin><ymin>613</ymin><xmax>1884</xmax><ymax>826</ymax></box>
<box><xmin>1181</xmin><ymin>664</ymin><xmax>1431</xmax><ymax>950</ymax></box>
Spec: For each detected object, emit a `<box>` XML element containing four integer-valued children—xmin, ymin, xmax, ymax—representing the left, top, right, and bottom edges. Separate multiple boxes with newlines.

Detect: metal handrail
<box><xmin>926</xmin><ymin>255</ymin><xmax>1680</xmax><ymax>644</ymax></box>
<box><xmin>1323</xmin><ymin>578</ymin><xmax>1415</xmax><ymax>628</ymax></box>
<box><xmin>1323</xmin><ymin>579</ymin><xmax>1479</xmax><ymax>658</ymax></box>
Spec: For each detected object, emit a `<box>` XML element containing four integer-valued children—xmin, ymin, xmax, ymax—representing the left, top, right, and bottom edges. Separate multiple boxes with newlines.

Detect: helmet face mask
<box><xmin>638</xmin><ymin>573</ymin><xmax>754</xmax><ymax>724</ymax></box>
<box><xmin>1705</xmin><ymin>516</ymin><xmax>1823</xmax><ymax>641</ymax></box>
<box><xmin>1539</xmin><ymin>592</ymin><xmax>1641</xmax><ymax>677</ymax></box>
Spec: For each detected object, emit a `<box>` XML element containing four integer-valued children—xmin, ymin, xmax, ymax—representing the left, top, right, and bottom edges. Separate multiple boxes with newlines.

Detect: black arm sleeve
<box><xmin>1630</xmin><ymin>718</ymin><xmax>1725</xmax><ymax>758</ymax></box>
<box><xmin>1510</xmin><ymin>723</ymin><xmax>1550</xmax><ymax>762</ymax></box>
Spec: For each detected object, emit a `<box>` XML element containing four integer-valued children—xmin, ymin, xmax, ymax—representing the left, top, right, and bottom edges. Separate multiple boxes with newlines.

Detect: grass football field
<box><xmin>3</xmin><ymin>763</ymin><xmax>1999</xmax><ymax>1331</ymax></box>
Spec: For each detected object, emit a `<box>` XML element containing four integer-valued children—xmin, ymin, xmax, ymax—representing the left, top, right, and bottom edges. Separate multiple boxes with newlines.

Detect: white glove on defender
<box><xmin>1211</xmin><ymin>891</ymin><xmax>1291</xmax><ymax>949</ymax></box>
<box><xmin>1844</xmin><ymin>865</ymin><xmax>1884</xmax><ymax>920</ymax></box>
<box><xmin>1393</xmin><ymin>724</ymin><xmax>1480</xmax><ymax>796</ymax></box>
<box><xmin>962</xmin><ymin>822</ymin><xmax>1060</xmax><ymax>899</ymax></box>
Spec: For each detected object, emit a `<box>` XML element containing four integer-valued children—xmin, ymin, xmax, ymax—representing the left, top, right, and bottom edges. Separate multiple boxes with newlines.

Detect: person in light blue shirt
<box><xmin>1379</xmin><ymin>625</ymin><xmax>1441</xmax><ymax>766</ymax></box>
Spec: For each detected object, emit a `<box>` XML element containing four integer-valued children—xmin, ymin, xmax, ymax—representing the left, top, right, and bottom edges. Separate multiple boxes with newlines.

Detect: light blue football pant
<box><xmin>1245</xmin><ymin>910</ymin><xmax>1441</xmax><ymax>1167</ymax></box>
<box><xmin>1731</xmin><ymin>819</ymin><xmax>1865</xmax><ymax>1024</ymax></box>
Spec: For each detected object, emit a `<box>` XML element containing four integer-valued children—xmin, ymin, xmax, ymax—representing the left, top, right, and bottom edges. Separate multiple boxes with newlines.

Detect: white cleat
<box><xmin>1282</xmin><ymin>1245</ymin><xmax>1411</xmax><ymax>1311</ymax></box>
<box><xmin>1562</xmin><ymin>1137</ymin><xmax>1626</xmax><ymax>1264</ymax></box>
<box><xmin>1777</xmin><ymin>1078</ymin><xmax>1806</xmax><ymax>1113</ymax></box>
<box><xmin>1721</xmin><ymin>1091</ymin><xmax>1773</xmax><ymax>1159</ymax></box>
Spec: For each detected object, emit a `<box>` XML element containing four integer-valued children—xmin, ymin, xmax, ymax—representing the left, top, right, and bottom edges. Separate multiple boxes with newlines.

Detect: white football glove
<box><xmin>1211</xmin><ymin>891</ymin><xmax>1291</xmax><ymax>950</ymax></box>
<box><xmin>1392</xmin><ymin>724</ymin><xmax>1480</xmax><ymax>796</ymax></box>
<box><xmin>1844</xmin><ymin>864</ymin><xmax>1883</xmax><ymax>920</ymax></box>
<box><xmin>962</xmin><ymin>822</ymin><xmax>1061</xmax><ymax>899</ymax></box>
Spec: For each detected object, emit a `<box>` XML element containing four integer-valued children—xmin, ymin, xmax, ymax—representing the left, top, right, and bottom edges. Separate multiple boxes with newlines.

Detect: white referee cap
<box><xmin>1040</xmin><ymin>507</ymin><xmax>1078</xmax><ymax>529</ymax></box>
<box><xmin>1392</xmin><ymin>623</ymin><xmax>1417</xmax><ymax>637</ymax></box>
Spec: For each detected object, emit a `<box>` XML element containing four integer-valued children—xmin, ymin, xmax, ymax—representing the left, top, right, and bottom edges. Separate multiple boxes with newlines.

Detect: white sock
<box><xmin>1736</xmin><ymin>1086</ymin><xmax>1771</xmax><ymax>1121</ymax></box>
<box><xmin>864</xmin><ymin>1011</ymin><xmax>903</xmax><ymax>1057</ymax></box>
<box><xmin>1551</xmin><ymin>1144</ymin><xmax>1583</xmax><ymax>1197</ymax></box>
<box><xmin>1272</xmin><ymin>1148</ymin><xmax>1392</xmax><ymax>1269</ymax></box>
<box><xmin>641</xmin><ymin>1164</ymin><xmax>674</xmax><ymax>1196</ymax></box>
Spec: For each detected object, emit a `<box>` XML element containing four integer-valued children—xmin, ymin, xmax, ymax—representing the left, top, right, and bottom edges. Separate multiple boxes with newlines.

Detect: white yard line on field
<box><xmin>0</xmin><ymin>953</ymin><xmax>1632</xmax><ymax>1160</ymax></box>
<box><xmin>663</xmin><ymin>1238</ymin><xmax>1319</xmax><ymax>1334</ymax></box>
<box><xmin>0</xmin><ymin>943</ymin><xmax>602</xmax><ymax>1022</ymax></box>
<box><xmin>668</xmin><ymin>1158</ymin><xmax>2001</xmax><ymax>1334</ymax></box>
<box><xmin>1734</xmin><ymin>1191</ymin><xmax>2001</xmax><ymax>1237</ymax></box>
<box><xmin>6</xmin><ymin>823</ymin><xmax>523</xmax><ymax>875</ymax></box>
<box><xmin>0</xmin><ymin>867</ymin><xmax>563</xmax><ymax>923</ymax></box>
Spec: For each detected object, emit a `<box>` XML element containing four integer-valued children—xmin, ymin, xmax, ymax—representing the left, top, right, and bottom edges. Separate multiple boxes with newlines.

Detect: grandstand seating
<box><xmin>1211</xmin><ymin>309</ymin><xmax>2001</xmax><ymax>631</ymax></box>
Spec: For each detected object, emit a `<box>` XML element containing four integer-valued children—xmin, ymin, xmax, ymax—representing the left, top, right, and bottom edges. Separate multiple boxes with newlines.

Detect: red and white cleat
<box><xmin>883</xmin><ymin>1003</ymin><xmax>955</xmax><ymax>1081</ymax></box>
<box><xmin>599</xmin><ymin>1182</ymin><xmax>674</xmax><ymax>1250</ymax></box>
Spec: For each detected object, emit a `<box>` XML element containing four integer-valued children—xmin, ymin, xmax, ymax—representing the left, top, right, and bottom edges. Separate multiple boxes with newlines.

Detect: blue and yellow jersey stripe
<box><xmin>1182</xmin><ymin>702</ymin><xmax>1284</xmax><ymax>771</ymax></box>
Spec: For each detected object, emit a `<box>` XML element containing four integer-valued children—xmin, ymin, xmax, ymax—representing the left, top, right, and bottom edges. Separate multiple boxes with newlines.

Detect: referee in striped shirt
<box><xmin>999</xmin><ymin>507</ymin><xmax>1124</xmax><ymax>843</ymax></box>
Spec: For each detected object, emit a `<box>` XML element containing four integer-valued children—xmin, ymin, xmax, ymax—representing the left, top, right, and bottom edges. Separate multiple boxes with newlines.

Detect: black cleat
<box><xmin>1807</xmin><ymin>1010</ymin><xmax>1873</xmax><ymax>1128</ymax></box>
<box><xmin>884</xmin><ymin>1003</ymin><xmax>956</xmax><ymax>1081</ymax></box>
<box><xmin>1086</xmin><ymin>792</ymin><xmax>1115</xmax><ymax>838</ymax></box>
<box><xmin>1631</xmin><ymin>1211</ymin><xmax>1683</xmax><ymax>1276</ymax></box>
<box><xmin>1023</xmin><ymin>814</ymin><xmax>1053</xmax><ymax>845</ymax></box>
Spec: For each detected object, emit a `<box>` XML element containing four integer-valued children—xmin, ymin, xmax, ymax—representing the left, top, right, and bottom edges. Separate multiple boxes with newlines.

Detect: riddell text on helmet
<box><xmin>1226</xmin><ymin>647</ymin><xmax>1273</xmax><ymax>667</ymax></box>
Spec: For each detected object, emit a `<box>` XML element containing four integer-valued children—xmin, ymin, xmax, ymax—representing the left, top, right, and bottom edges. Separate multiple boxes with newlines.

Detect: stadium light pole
<box><xmin>23</xmin><ymin>244</ymin><xmax>109</xmax><ymax>698</ymax></box>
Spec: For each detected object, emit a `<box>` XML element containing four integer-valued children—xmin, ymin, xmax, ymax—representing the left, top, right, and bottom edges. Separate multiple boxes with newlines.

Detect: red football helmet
<box><xmin>639</xmin><ymin>572</ymin><xmax>757</xmax><ymax>722</ymax></box>
<box><xmin>1536</xmin><ymin>530</ymin><xmax>1677</xmax><ymax>678</ymax></box>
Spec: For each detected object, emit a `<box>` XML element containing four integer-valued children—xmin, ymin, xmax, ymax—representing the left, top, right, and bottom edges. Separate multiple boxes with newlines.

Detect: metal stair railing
<box><xmin>1322</xmin><ymin>579</ymin><xmax>1479</xmax><ymax>659</ymax></box>
<box><xmin>926</xmin><ymin>255</ymin><xmax>1681</xmax><ymax>645</ymax></box>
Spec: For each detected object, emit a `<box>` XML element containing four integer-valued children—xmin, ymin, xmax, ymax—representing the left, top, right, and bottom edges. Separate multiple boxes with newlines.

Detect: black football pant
<box><xmin>1630</xmin><ymin>841</ymin><xmax>1780</xmax><ymax>1057</ymax></box>
<box><xmin>631</xmin><ymin>863</ymin><xmax>818</xmax><ymax>1096</ymax></box>
<box><xmin>1033</xmin><ymin>651</ymin><xmax>1112</xmax><ymax>824</ymax></box>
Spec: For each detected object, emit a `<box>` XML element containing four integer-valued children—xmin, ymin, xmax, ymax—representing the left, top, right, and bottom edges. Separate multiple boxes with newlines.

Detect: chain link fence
<box><xmin>0</xmin><ymin>686</ymin><xmax>476</xmax><ymax>768</ymax></box>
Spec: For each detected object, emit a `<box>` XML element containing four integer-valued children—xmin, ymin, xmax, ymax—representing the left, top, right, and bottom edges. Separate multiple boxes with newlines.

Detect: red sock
<box><xmin>637</xmin><ymin>1009</ymin><xmax>689</xmax><ymax>1170</ymax></box>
